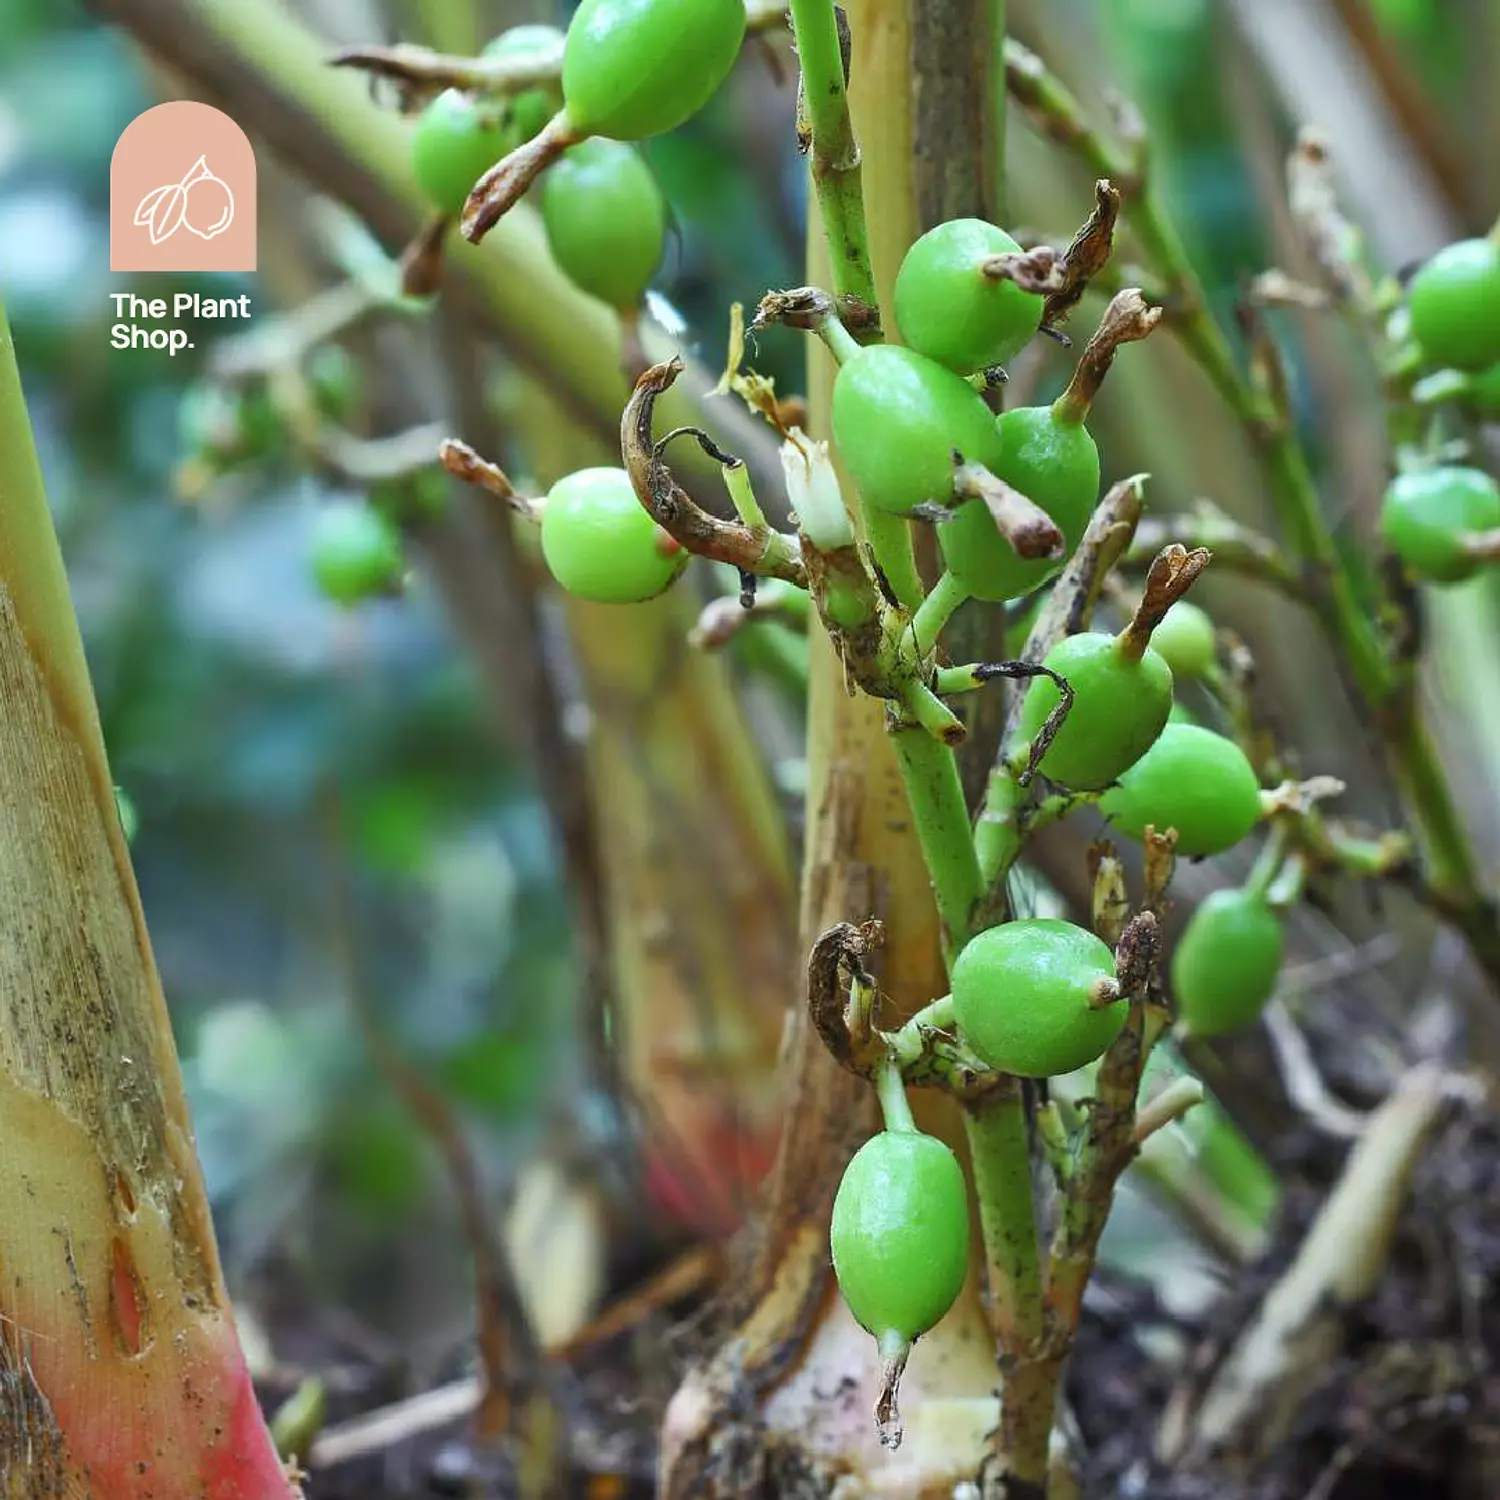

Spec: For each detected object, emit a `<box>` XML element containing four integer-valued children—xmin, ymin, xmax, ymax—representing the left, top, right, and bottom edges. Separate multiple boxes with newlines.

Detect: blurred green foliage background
<box><xmin>4</xmin><ymin>0</ymin><xmax>1497</xmax><ymax>1372</ymax></box>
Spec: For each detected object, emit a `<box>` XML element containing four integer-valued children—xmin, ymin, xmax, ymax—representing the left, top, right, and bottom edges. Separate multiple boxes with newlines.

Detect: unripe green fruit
<box><xmin>951</xmin><ymin>918</ymin><xmax>1124</xmax><ymax>1078</ymax></box>
<box><xmin>1466</xmin><ymin>362</ymin><xmax>1500</xmax><ymax>413</ymax></box>
<box><xmin>1171</xmin><ymin>888</ymin><xmax>1284</xmax><ymax>1036</ymax></box>
<box><xmin>482</xmin><ymin>25</ymin><xmax>565</xmax><ymax>143</ymax></box>
<box><xmin>311</xmin><ymin>502</ymin><xmax>405</xmax><ymax>605</ymax></box>
<box><xmin>306</xmin><ymin>344</ymin><xmax>362</xmax><ymax>423</ymax></box>
<box><xmin>1150</xmin><ymin>601</ymin><xmax>1217</xmax><ymax>679</ymax></box>
<box><xmin>371</xmin><ymin>467</ymin><xmax>450</xmax><ymax>524</ymax></box>
<box><xmin>411</xmin><ymin>88</ymin><xmax>516</xmax><ymax>216</ymax></box>
<box><xmin>893</xmin><ymin>219</ymin><xmax>1044</xmax><ymax>375</ymax></box>
<box><xmin>832</xmin><ymin>345</ymin><xmax>1003</xmax><ymax>516</ymax></box>
<box><xmin>1408</xmin><ymin>238</ymin><xmax>1500</xmax><ymax>372</ymax></box>
<box><xmin>1101</xmin><ymin>723</ymin><xmax>1262</xmax><ymax>856</ymax></box>
<box><xmin>1380</xmin><ymin>465</ymin><xmax>1500</xmax><ymax>583</ymax></box>
<box><xmin>830</xmin><ymin>1131</ymin><xmax>969</xmax><ymax>1344</ymax></box>
<box><xmin>938</xmin><ymin>404</ymin><xmax>1099</xmax><ymax>602</ymax></box>
<box><xmin>562</xmin><ymin>0</ymin><xmax>746</xmax><ymax>141</ymax></box>
<box><xmin>1016</xmin><ymin>632</ymin><xmax>1174</xmax><ymax>790</ymax></box>
<box><xmin>179</xmin><ymin>383</ymin><xmax>283</xmax><ymax>469</ymax></box>
<box><xmin>540</xmin><ymin>466</ymin><xmax>686</xmax><ymax>603</ymax></box>
<box><xmin>541</xmin><ymin>140</ymin><xmax>666</xmax><ymax>310</ymax></box>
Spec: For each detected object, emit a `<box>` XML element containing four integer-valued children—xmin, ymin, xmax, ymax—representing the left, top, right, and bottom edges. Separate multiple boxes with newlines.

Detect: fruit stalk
<box><xmin>787</xmin><ymin>12</ymin><xmax>1056</xmax><ymax>1473</ymax></box>
<box><xmin>888</xmin><ymin>726</ymin><xmax>985</xmax><ymax>957</ymax></box>
<box><xmin>788</xmin><ymin>0</ymin><xmax>880</xmax><ymax>316</ymax></box>
<box><xmin>665</xmin><ymin>5</ymin><xmax>1012</xmax><ymax>1489</ymax></box>
<box><xmin>0</xmin><ymin>291</ymin><xmax>294</xmax><ymax>1498</ymax></box>
<box><xmin>1006</xmin><ymin>37</ymin><xmax>1497</xmax><ymax>985</ymax></box>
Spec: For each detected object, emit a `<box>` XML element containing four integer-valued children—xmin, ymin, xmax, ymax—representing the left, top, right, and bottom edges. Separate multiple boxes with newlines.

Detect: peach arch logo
<box><xmin>111</xmin><ymin>101</ymin><xmax>256</xmax><ymax>272</ymax></box>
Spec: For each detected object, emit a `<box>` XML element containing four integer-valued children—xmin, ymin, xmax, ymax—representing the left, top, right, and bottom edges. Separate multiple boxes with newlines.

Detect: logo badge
<box><xmin>111</xmin><ymin>102</ymin><xmax>256</xmax><ymax>272</ymax></box>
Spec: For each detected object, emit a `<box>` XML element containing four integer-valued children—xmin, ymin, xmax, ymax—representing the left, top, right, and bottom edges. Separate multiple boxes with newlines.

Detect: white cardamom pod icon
<box><xmin>133</xmin><ymin>156</ymin><xmax>235</xmax><ymax>246</ymax></box>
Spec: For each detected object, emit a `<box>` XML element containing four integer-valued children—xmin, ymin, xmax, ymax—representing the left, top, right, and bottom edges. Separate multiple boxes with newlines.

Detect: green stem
<box><xmin>974</xmin><ymin>769</ymin><xmax>1024</xmax><ymax>891</ymax></box>
<box><xmin>934</xmin><ymin>663</ymin><xmax>989</xmax><ymax>695</ymax></box>
<box><xmin>723</xmin><ymin>461</ymin><xmax>769</xmax><ymax>532</ymax></box>
<box><xmin>963</xmin><ymin>1086</ymin><xmax>1045</xmax><ymax>1353</ymax></box>
<box><xmin>889</xmin><ymin>994</ymin><xmax>956</xmax><ymax>1067</ymax></box>
<box><xmin>1388</xmin><ymin>708</ymin><xmax>1485</xmax><ymax>900</ymax></box>
<box><xmin>863</xmin><ymin>509</ymin><xmax>926</xmax><ymax>611</ymax></box>
<box><xmin>816</xmin><ymin>315</ymin><xmax>864</xmax><ymax>367</ymax></box>
<box><xmin>1244</xmin><ymin>821</ymin><xmax>1291</xmax><ymax>901</ymax></box>
<box><xmin>787</xmin><ymin>0</ymin><xmax>880</xmax><ymax>311</ymax></box>
<box><xmin>888</xmin><ymin>727</ymin><xmax>985</xmax><ymax>958</ymax></box>
<box><xmin>900</xmin><ymin>678</ymin><xmax>966</xmax><ymax>744</ymax></box>
<box><xmin>969</xmin><ymin>1085</ymin><xmax>1052</xmax><ymax>1488</ymax></box>
<box><xmin>875</xmin><ymin>1053</ymin><xmax>917</xmax><ymax>1132</ymax></box>
<box><xmin>911</xmin><ymin>570</ymin><xmax>971</xmax><ymax>656</ymax></box>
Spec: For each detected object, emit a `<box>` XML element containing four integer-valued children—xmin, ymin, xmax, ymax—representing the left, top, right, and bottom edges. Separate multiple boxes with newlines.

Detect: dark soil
<box><xmin>261</xmin><ymin>1108</ymin><xmax>1500</xmax><ymax>1499</ymax></box>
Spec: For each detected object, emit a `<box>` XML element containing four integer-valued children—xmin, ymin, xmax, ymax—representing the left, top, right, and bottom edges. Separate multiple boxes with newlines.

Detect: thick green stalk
<box><xmin>888</xmin><ymin>726</ymin><xmax>985</xmax><ymax>956</ymax></box>
<box><xmin>965</xmin><ymin>1083</ymin><xmax>1049</xmax><ymax>1483</ymax></box>
<box><xmin>865</xmin><ymin>508</ymin><xmax>926</xmax><ymax>610</ymax></box>
<box><xmin>965</xmin><ymin>1086</ymin><xmax>1044</xmax><ymax>1349</ymax></box>
<box><xmin>886</xmin><ymin>711</ymin><xmax>1049</xmax><ymax>1482</ymax></box>
<box><xmin>975</xmin><ymin>768</ymin><xmax>1025</xmax><ymax>889</ymax></box>
<box><xmin>788</xmin><ymin>0</ymin><xmax>880</xmax><ymax>311</ymax></box>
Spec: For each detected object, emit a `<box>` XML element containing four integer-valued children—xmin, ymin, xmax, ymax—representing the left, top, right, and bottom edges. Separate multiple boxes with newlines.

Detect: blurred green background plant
<box><xmin>7</xmin><ymin>0</ymin><xmax>1500</xmax><ymax>1431</ymax></box>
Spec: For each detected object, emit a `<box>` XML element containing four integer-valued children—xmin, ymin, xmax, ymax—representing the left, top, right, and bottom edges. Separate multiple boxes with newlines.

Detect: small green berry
<box><xmin>1101</xmin><ymin>723</ymin><xmax>1263</xmax><ymax>857</ymax></box>
<box><xmin>830</xmin><ymin>1130</ymin><xmax>969</xmax><ymax>1345</ymax></box>
<box><xmin>179</xmin><ymin>383</ymin><xmax>283</xmax><ymax>469</ymax></box>
<box><xmin>1016</xmin><ymin>632</ymin><xmax>1174</xmax><ymax>790</ymax></box>
<box><xmin>411</xmin><ymin>88</ymin><xmax>515</xmax><ymax>217</ymax></box>
<box><xmin>541</xmin><ymin>140</ymin><xmax>666</xmax><ymax>311</ymax></box>
<box><xmin>306</xmin><ymin>344</ymin><xmax>362</xmax><ymax>424</ymax></box>
<box><xmin>311</xmin><ymin>503</ymin><xmax>405</xmax><ymax>605</ymax></box>
<box><xmin>893</xmin><ymin>220</ymin><xmax>1044</xmax><ymax>375</ymax></box>
<box><xmin>562</xmin><ymin>0</ymin><xmax>746</xmax><ymax>141</ymax></box>
<box><xmin>371</xmin><ymin>467</ymin><xmax>450</xmax><ymax>525</ymax></box>
<box><xmin>482</xmin><ymin>24</ymin><xmax>565</xmax><ymax>143</ymax></box>
<box><xmin>1380</xmin><ymin>465</ymin><xmax>1500</xmax><ymax>583</ymax></box>
<box><xmin>1171</xmin><ymin>888</ymin><xmax>1284</xmax><ymax>1036</ymax></box>
<box><xmin>939</xmin><ymin>403</ymin><xmax>1099</xmax><ymax>602</ymax></box>
<box><xmin>1465</xmin><ymin>362</ymin><xmax>1500</xmax><ymax>413</ymax></box>
<box><xmin>951</xmin><ymin>918</ymin><xmax>1124</xmax><ymax>1078</ymax></box>
<box><xmin>540</xmin><ymin>466</ymin><xmax>686</xmax><ymax>603</ymax></box>
<box><xmin>1150</xmin><ymin>601</ymin><xmax>1218</xmax><ymax>679</ymax></box>
<box><xmin>831</xmin><ymin>345</ymin><xmax>1003</xmax><ymax>516</ymax></box>
<box><xmin>1408</xmin><ymin>238</ymin><xmax>1500</xmax><ymax>372</ymax></box>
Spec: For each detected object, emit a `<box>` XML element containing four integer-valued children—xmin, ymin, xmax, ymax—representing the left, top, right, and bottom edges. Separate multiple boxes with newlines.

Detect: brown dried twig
<box><xmin>982</xmin><ymin>179</ymin><xmax>1124</xmax><ymax>335</ymax></box>
<box><xmin>806</xmin><ymin>921</ymin><xmax>887</xmax><ymax>1080</ymax></box>
<box><xmin>621</xmin><ymin>359</ymin><xmax>807</xmax><ymax>586</ymax></box>
<box><xmin>439</xmin><ymin>439</ymin><xmax>544</xmax><ymax>522</ymax></box>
